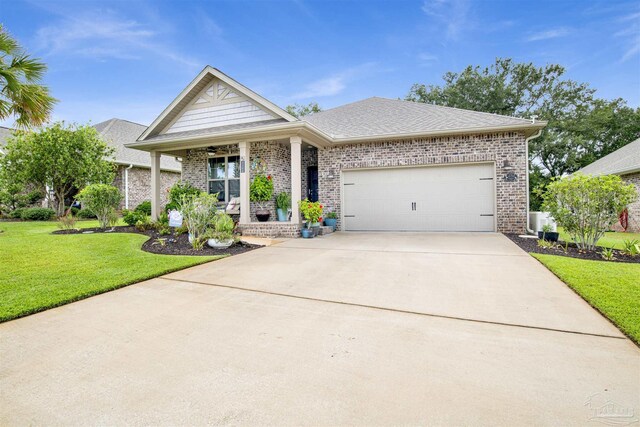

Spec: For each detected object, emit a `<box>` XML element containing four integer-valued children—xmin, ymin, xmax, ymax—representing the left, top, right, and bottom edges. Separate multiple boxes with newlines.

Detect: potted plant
<box><xmin>250</xmin><ymin>174</ymin><xmax>274</xmax><ymax>222</ymax></box>
<box><xmin>206</xmin><ymin>212</ymin><xmax>236</xmax><ymax>249</ymax></box>
<box><xmin>324</xmin><ymin>211</ymin><xmax>338</xmax><ymax>230</ymax></box>
<box><xmin>299</xmin><ymin>199</ymin><xmax>322</xmax><ymax>238</ymax></box>
<box><xmin>538</xmin><ymin>223</ymin><xmax>559</xmax><ymax>242</ymax></box>
<box><xmin>276</xmin><ymin>192</ymin><xmax>291</xmax><ymax>222</ymax></box>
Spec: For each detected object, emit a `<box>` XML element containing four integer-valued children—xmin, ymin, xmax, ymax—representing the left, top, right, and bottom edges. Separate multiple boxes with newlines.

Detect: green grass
<box><xmin>0</xmin><ymin>220</ymin><xmax>220</xmax><ymax>322</ymax></box>
<box><xmin>532</xmin><ymin>253</ymin><xmax>640</xmax><ymax>344</ymax></box>
<box><xmin>557</xmin><ymin>228</ymin><xmax>640</xmax><ymax>249</ymax></box>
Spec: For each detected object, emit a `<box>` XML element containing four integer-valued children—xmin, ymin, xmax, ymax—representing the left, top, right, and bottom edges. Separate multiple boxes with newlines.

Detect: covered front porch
<box><xmin>148</xmin><ymin>135</ymin><xmax>320</xmax><ymax>237</ymax></box>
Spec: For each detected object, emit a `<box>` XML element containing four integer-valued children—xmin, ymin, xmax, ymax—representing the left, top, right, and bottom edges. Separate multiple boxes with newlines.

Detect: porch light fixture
<box><xmin>503</xmin><ymin>159</ymin><xmax>514</xmax><ymax>170</ymax></box>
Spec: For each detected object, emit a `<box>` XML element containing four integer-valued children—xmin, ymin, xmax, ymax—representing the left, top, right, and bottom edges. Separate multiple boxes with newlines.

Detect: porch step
<box><xmin>319</xmin><ymin>226</ymin><xmax>334</xmax><ymax>235</ymax></box>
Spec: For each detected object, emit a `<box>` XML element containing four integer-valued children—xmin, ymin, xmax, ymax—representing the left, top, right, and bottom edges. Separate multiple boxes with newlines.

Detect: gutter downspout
<box><xmin>124</xmin><ymin>164</ymin><xmax>133</xmax><ymax>209</ymax></box>
<box><xmin>525</xmin><ymin>129</ymin><xmax>543</xmax><ymax>234</ymax></box>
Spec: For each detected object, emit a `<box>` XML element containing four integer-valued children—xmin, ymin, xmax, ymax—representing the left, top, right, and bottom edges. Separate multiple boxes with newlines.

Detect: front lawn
<box><xmin>532</xmin><ymin>253</ymin><xmax>640</xmax><ymax>344</ymax></box>
<box><xmin>557</xmin><ymin>229</ymin><xmax>640</xmax><ymax>250</ymax></box>
<box><xmin>0</xmin><ymin>221</ymin><xmax>220</xmax><ymax>322</ymax></box>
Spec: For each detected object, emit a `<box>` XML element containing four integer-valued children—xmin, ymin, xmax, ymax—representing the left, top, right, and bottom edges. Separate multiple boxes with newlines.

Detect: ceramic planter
<box><xmin>538</xmin><ymin>231</ymin><xmax>559</xmax><ymax>242</ymax></box>
<box><xmin>301</xmin><ymin>228</ymin><xmax>314</xmax><ymax>238</ymax></box>
<box><xmin>324</xmin><ymin>218</ymin><xmax>337</xmax><ymax>230</ymax></box>
<box><xmin>256</xmin><ymin>209</ymin><xmax>270</xmax><ymax>222</ymax></box>
<box><xmin>207</xmin><ymin>238</ymin><xmax>234</xmax><ymax>249</ymax></box>
<box><xmin>276</xmin><ymin>208</ymin><xmax>288</xmax><ymax>222</ymax></box>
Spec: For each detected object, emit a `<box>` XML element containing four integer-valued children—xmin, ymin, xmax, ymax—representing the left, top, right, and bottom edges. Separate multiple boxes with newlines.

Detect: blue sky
<box><xmin>2</xmin><ymin>0</ymin><xmax>639</xmax><ymax>127</ymax></box>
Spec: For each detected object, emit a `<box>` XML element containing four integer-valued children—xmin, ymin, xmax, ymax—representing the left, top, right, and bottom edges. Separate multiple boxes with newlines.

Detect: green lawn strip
<box><xmin>0</xmin><ymin>221</ymin><xmax>220</xmax><ymax>322</ymax></box>
<box><xmin>557</xmin><ymin>228</ymin><xmax>640</xmax><ymax>249</ymax></box>
<box><xmin>532</xmin><ymin>253</ymin><xmax>640</xmax><ymax>344</ymax></box>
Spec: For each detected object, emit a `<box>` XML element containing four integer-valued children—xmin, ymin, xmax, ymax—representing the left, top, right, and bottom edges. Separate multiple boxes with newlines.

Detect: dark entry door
<box><xmin>307</xmin><ymin>166</ymin><xmax>319</xmax><ymax>202</ymax></box>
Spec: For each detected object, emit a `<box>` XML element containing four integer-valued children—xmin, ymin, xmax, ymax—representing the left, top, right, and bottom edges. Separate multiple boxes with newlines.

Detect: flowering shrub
<box><xmin>299</xmin><ymin>199</ymin><xmax>323</xmax><ymax>227</ymax></box>
<box><xmin>250</xmin><ymin>174</ymin><xmax>273</xmax><ymax>208</ymax></box>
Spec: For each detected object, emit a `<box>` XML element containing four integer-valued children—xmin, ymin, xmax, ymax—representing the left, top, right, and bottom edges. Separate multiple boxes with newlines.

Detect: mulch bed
<box><xmin>53</xmin><ymin>226</ymin><xmax>261</xmax><ymax>257</ymax></box>
<box><xmin>506</xmin><ymin>234</ymin><xmax>640</xmax><ymax>264</ymax></box>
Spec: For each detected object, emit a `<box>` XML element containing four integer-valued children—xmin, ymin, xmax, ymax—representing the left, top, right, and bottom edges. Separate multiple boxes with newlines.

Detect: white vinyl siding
<box><xmin>166</xmin><ymin>100</ymin><xmax>275</xmax><ymax>134</ymax></box>
<box><xmin>342</xmin><ymin>163</ymin><xmax>495</xmax><ymax>232</ymax></box>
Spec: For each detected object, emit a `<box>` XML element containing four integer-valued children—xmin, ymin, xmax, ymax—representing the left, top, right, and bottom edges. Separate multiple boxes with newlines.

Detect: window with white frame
<box><xmin>207</xmin><ymin>155</ymin><xmax>240</xmax><ymax>202</ymax></box>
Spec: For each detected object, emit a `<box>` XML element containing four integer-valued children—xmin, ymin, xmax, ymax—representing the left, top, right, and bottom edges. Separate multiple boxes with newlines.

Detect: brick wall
<box><xmin>249</xmin><ymin>141</ymin><xmax>291</xmax><ymax>222</ymax></box>
<box><xmin>182</xmin><ymin>149</ymin><xmax>208</xmax><ymax>192</ymax></box>
<box><xmin>318</xmin><ymin>132</ymin><xmax>528</xmax><ymax>234</ymax></box>
<box><xmin>113</xmin><ymin>165</ymin><xmax>180</xmax><ymax>210</ymax></box>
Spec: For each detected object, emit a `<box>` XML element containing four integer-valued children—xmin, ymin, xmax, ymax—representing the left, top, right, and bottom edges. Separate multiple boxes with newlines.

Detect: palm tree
<box><xmin>0</xmin><ymin>25</ymin><xmax>56</xmax><ymax>128</ymax></box>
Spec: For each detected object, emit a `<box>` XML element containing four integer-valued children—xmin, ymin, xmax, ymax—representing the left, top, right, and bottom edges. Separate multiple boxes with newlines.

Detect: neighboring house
<box><xmin>0</xmin><ymin>126</ymin><xmax>12</xmax><ymax>154</ymax></box>
<box><xmin>127</xmin><ymin>66</ymin><xmax>546</xmax><ymax>237</ymax></box>
<box><xmin>0</xmin><ymin>121</ymin><xmax>182</xmax><ymax>210</ymax></box>
<box><xmin>94</xmin><ymin>119</ymin><xmax>181</xmax><ymax>209</ymax></box>
<box><xmin>577</xmin><ymin>137</ymin><xmax>640</xmax><ymax>232</ymax></box>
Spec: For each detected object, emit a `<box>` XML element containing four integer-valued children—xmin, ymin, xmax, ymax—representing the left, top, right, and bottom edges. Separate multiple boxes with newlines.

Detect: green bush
<box><xmin>122</xmin><ymin>209</ymin><xmax>148</xmax><ymax>227</ymax></box>
<box><xmin>77</xmin><ymin>184</ymin><xmax>122</xmax><ymax>229</ymax></box>
<box><xmin>134</xmin><ymin>200</ymin><xmax>152</xmax><ymax>215</ymax></box>
<box><xmin>168</xmin><ymin>181</ymin><xmax>201</xmax><ymax>211</ymax></box>
<box><xmin>541</xmin><ymin>173</ymin><xmax>638</xmax><ymax>251</ymax></box>
<box><xmin>276</xmin><ymin>192</ymin><xmax>291</xmax><ymax>210</ymax></box>
<box><xmin>76</xmin><ymin>208</ymin><xmax>96</xmax><ymax>219</ymax></box>
<box><xmin>250</xmin><ymin>174</ymin><xmax>273</xmax><ymax>205</ymax></box>
<box><xmin>10</xmin><ymin>208</ymin><xmax>26</xmax><ymax>219</ymax></box>
<box><xmin>20</xmin><ymin>207</ymin><xmax>56</xmax><ymax>221</ymax></box>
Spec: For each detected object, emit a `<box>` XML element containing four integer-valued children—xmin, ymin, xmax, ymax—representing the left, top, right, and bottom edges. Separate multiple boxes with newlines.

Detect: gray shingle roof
<box><xmin>303</xmin><ymin>97</ymin><xmax>539</xmax><ymax>139</ymax></box>
<box><xmin>95</xmin><ymin>119</ymin><xmax>181</xmax><ymax>172</ymax></box>
<box><xmin>578</xmin><ymin>137</ymin><xmax>640</xmax><ymax>176</ymax></box>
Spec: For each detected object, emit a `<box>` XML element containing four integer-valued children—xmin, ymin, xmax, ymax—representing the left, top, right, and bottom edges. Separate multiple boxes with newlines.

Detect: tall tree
<box><xmin>406</xmin><ymin>58</ymin><xmax>640</xmax><ymax>207</ymax></box>
<box><xmin>0</xmin><ymin>25</ymin><xmax>57</xmax><ymax>128</ymax></box>
<box><xmin>0</xmin><ymin>123</ymin><xmax>116</xmax><ymax>216</ymax></box>
<box><xmin>285</xmin><ymin>102</ymin><xmax>322</xmax><ymax>118</ymax></box>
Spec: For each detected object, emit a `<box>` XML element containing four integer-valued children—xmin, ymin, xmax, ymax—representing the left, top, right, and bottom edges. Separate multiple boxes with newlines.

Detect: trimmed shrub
<box><xmin>77</xmin><ymin>184</ymin><xmax>122</xmax><ymax>229</ymax></box>
<box><xmin>122</xmin><ymin>209</ymin><xmax>148</xmax><ymax>227</ymax></box>
<box><xmin>168</xmin><ymin>181</ymin><xmax>201</xmax><ymax>211</ymax></box>
<box><xmin>541</xmin><ymin>173</ymin><xmax>638</xmax><ymax>251</ymax></box>
<box><xmin>76</xmin><ymin>208</ymin><xmax>96</xmax><ymax>219</ymax></box>
<box><xmin>10</xmin><ymin>208</ymin><xmax>26</xmax><ymax>219</ymax></box>
<box><xmin>21</xmin><ymin>207</ymin><xmax>56</xmax><ymax>221</ymax></box>
<box><xmin>134</xmin><ymin>200</ymin><xmax>152</xmax><ymax>216</ymax></box>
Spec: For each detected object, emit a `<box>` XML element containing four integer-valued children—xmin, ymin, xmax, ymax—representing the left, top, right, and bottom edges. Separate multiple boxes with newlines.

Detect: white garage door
<box><xmin>342</xmin><ymin>163</ymin><xmax>495</xmax><ymax>232</ymax></box>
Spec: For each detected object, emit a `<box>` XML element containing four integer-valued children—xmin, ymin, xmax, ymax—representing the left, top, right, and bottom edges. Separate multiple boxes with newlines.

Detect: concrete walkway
<box><xmin>1</xmin><ymin>233</ymin><xmax>638</xmax><ymax>425</ymax></box>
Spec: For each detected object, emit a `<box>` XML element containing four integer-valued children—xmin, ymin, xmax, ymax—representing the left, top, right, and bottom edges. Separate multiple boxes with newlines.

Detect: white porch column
<box><xmin>150</xmin><ymin>151</ymin><xmax>161</xmax><ymax>219</ymax></box>
<box><xmin>239</xmin><ymin>141</ymin><xmax>251</xmax><ymax>224</ymax></box>
<box><xmin>290</xmin><ymin>136</ymin><xmax>302</xmax><ymax>224</ymax></box>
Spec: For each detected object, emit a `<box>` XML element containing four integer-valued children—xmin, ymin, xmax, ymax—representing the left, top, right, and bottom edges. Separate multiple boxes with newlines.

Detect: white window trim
<box><xmin>207</xmin><ymin>153</ymin><xmax>240</xmax><ymax>203</ymax></box>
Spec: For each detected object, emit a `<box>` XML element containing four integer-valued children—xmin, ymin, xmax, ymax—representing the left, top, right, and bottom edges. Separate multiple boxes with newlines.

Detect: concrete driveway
<box><xmin>1</xmin><ymin>233</ymin><xmax>638</xmax><ymax>426</ymax></box>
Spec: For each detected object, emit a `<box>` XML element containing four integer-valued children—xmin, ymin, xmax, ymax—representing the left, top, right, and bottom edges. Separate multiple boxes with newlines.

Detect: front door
<box><xmin>307</xmin><ymin>166</ymin><xmax>319</xmax><ymax>202</ymax></box>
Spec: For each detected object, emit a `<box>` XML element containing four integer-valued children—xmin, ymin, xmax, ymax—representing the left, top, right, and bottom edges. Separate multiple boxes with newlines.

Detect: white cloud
<box><xmin>417</xmin><ymin>52</ymin><xmax>438</xmax><ymax>66</ymax></box>
<box><xmin>615</xmin><ymin>11</ymin><xmax>640</xmax><ymax>62</ymax></box>
<box><xmin>292</xmin><ymin>62</ymin><xmax>379</xmax><ymax>99</ymax></box>
<box><xmin>526</xmin><ymin>27</ymin><xmax>571</xmax><ymax>42</ymax></box>
<box><xmin>421</xmin><ymin>0</ymin><xmax>471</xmax><ymax>41</ymax></box>
<box><xmin>35</xmin><ymin>10</ymin><xmax>199</xmax><ymax>68</ymax></box>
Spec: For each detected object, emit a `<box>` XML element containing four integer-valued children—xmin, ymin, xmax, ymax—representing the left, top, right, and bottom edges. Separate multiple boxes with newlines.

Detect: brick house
<box><xmin>578</xmin><ymin>137</ymin><xmax>640</xmax><ymax>232</ymax></box>
<box><xmin>127</xmin><ymin>66</ymin><xmax>546</xmax><ymax>237</ymax></box>
<box><xmin>94</xmin><ymin>119</ymin><xmax>181</xmax><ymax>210</ymax></box>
